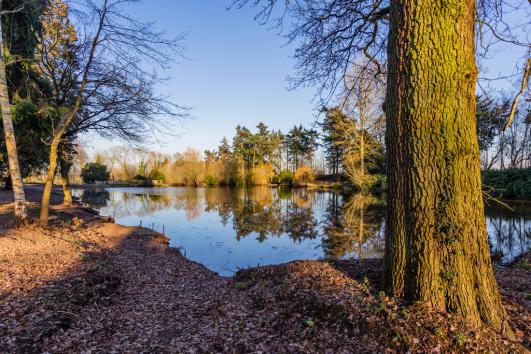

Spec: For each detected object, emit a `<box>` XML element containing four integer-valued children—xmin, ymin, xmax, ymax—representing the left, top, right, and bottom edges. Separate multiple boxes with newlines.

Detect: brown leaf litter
<box><xmin>0</xmin><ymin>210</ymin><xmax>529</xmax><ymax>353</ymax></box>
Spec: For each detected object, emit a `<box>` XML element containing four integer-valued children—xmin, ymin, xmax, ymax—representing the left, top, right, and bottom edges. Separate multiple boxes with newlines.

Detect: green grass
<box><xmin>234</xmin><ymin>282</ymin><xmax>249</xmax><ymax>291</ymax></box>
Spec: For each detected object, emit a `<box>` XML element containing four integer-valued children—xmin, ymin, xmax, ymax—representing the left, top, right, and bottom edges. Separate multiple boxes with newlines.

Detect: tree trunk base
<box><xmin>13</xmin><ymin>200</ymin><xmax>29</xmax><ymax>227</ymax></box>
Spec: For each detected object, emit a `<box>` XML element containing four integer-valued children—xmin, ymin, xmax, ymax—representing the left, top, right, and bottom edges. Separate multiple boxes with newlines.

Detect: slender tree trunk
<box><xmin>386</xmin><ymin>0</ymin><xmax>510</xmax><ymax>334</ymax></box>
<box><xmin>0</xmin><ymin>21</ymin><xmax>28</xmax><ymax>225</ymax></box>
<box><xmin>61</xmin><ymin>170</ymin><xmax>72</xmax><ymax>205</ymax></box>
<box><xmin>58</xmin><ymin>143</ymin><xmax>74</xmax><ymax>205</ymax></box>
<box><xmin>40</xmin><ymin>138</ymin><xmax>59</xmax><ymax>225</ymax></box>
<box><xmin>59</xmin><ymin>155</ymin><xmax>73</xmax><ymax>205</ymax></box>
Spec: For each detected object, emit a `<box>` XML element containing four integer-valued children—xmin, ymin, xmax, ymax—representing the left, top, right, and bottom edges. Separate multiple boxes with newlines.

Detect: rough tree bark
<box><xmin>0</xmin><ymin>20</ymin><xmax>28</xmax><ymax>225</ymax></box>
<box><xmin>382</xmin><ymin>0</ymin><xmax>407</xmax><ymax>297</ymax></box>
<box><xmin>385</xmin><ymin>0</ymin><xmax>510</xmax><ymax>333</ymax></box>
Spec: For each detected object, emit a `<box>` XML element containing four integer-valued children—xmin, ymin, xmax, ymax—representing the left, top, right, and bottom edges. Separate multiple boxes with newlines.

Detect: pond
<box><xmin>75</xmin><ymin>187</ymin><xmax>530</xmax><ymax>276</ymax></box>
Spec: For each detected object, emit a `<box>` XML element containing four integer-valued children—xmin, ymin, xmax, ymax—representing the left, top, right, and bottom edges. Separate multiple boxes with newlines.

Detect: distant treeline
<box><xmin>75</xmin><ymin>99</ymin><xmax>529</xmax><ymax>198</ymax></box>
<box><xmin>83</xmin><ymin>113</ymin><xmax>387</xmax><ymax>192</ymax></box>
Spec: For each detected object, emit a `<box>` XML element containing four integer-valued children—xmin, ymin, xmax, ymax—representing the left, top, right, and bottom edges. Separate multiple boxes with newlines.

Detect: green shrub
<box><xmin>482</xmin><ymin>168</ymin><xmax>531</xmax><ymax>200</ymax></box>
<box><xmin>278</xmin><ymin>170</ymin><xmax>294</xmax><ymax>184</ymax></box>
<box><xmin>81</xmin><ymin>162</ymin><xmax>110</xmax><ymax>183</ymax></box>
<box><xmin>204</xmin><ymin>174</ymin><xmax>219</xmax><ymax>187</ymax></box>
<box><xmin>150</xmin><ymin>169</ymin><xmax>166</xmax><ymax>182</ymax></box>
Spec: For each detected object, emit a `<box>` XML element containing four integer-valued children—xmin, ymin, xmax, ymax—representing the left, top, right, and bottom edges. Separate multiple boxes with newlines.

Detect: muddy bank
<box><xmin>0</xmin><ymin>205</ymin><xmax>529</xmax><ymax>353</ymax></box>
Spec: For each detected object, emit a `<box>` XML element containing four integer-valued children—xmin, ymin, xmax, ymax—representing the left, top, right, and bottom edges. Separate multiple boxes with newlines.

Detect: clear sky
<box><xmin>84</xmin><ymin>0</ymin><xmax>529</xmax><ymax>157</ymax></box>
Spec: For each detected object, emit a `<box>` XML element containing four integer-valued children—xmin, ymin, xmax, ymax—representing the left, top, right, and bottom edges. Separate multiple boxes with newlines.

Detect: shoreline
<box><xmin>0</xmin><ymin>188</ymin><xmax>529</xmax><ymax>352</ymax></box>
<box><xmin>11</xmin><ymin>182</ymin><xmax>531</xmax><ymax>205</ymax></box>
<box><xmin>77</xmin><ymin>183</ymin><xmax>531</xmax><ymax>205</ymax></box>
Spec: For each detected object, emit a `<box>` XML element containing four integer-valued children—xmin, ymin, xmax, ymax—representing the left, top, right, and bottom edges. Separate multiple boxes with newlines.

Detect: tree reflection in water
<box><xmin>80</xmin><ymin>189</ymin><xmax>110</xmax><ymax>209</ymax></box>
<box><xmin>321</xmin><ymin>193</ymin><xmax>385</xmax><ymax>261</ymax></box>
<box><xmin>486</xmin><ymin>201</ymin><xmax>530</xmax><ymax>263</ymax></box>
<box><xmin>76</xmin><ymin>187</ymin><xmax>528</xmax><ymax>266</ymax></box>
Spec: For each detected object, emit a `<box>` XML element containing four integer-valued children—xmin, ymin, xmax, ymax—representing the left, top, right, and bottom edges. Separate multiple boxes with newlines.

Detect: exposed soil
<box><xmin>0</xmin><ymin>198</ymin><xmax>529</xmax><ymax>353</ymax></box>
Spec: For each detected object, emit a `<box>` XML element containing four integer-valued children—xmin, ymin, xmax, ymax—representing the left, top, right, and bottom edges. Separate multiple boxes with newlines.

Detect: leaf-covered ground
<box><xmin>0</xmin><ymin>205</ymin><xmax>529</xmax><ymax>353</ymax></box>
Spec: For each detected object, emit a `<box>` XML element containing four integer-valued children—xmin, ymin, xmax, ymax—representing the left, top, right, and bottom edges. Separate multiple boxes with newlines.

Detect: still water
<box><xmin>76</xmin><ymin>187</ymin><xmax>530</xmax><ymax>276</ymax></box>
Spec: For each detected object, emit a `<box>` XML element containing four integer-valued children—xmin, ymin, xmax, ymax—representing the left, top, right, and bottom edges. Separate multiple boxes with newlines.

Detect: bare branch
<box><xmin>503</xmin><ymin>56</ymin><xmax>530</xmax><ymax>131</ymax></box>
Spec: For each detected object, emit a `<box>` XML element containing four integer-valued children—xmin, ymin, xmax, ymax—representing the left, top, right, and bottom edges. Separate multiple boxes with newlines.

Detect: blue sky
<box><xmin>85</xmin><ymin>0</ymin><xmax>529</xmax><ymax>157</ymax></box>
<box><xmin>86</xmin><ymin>0</ymin><xmax>317</xmax><ymax>155</ymax></box>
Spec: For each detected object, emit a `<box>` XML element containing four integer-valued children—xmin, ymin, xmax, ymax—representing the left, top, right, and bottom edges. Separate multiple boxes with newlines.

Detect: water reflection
<box><xmin>80</xmin><ymin>189</ymin><xmax>110</xmax><ymax>209</ymax></box>
<box><xmin>322</xmin><ymin>194</ymin><xmax>385</xmax><ymax>261</ymax></box>
<box><xmin>75</xmin><ymin>187</ymin><xmax>530</xmax><ymax>275</ymax></box>
<box><xmin>486</xmin><ymin>202</ymin><xmax>530</xmax><ymax>263</ymax></box>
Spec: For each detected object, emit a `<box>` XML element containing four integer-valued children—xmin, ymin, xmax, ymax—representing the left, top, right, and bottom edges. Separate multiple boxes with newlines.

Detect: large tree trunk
<box><xmin>385</xmin><ymin>0</ymin><xmax>510</xmax><ymax>334</ymax></box>
<box><xmin>382</xmin><ymin>0</ymin><xmax>406</xmax><ymax>294</ymax></box>
<box><xmin>39</xmin><ymin>138</ymin><xmax>59</xmax><ymax>225</ymax></box>
<box><xmin>383</xmin><ymin>114</ymin><xmax>406</xmax><ymax>295</ymax></box>
<box><xmin>0</xmin><ymin>21</ymin><xmax>28</xmax><ymax>225</ymax></box>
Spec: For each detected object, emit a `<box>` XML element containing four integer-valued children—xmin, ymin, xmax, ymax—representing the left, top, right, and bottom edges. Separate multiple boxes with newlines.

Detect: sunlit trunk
<box><xmin>58</xmin><ymin>144</ymin><xmax>74</xmax><ymax>205</ymax></box>
<box><xmin>39</xmin><ymin>138</ymin><xmax>59</xmax><ymax>225</ymax></box>
<box><xmin>0</xmin><ymin>21</ymin><xmax>28</xmax><ymax>225</ymax></box>
<box><xmin>61</xmin><ymin>170</ymin><xmax>73</xmax><ymax>205</ymax></box>
<box><xmin>59</xmin><ymin>156</ymin><xmax>73</xmax><ymax>205</ymax></box>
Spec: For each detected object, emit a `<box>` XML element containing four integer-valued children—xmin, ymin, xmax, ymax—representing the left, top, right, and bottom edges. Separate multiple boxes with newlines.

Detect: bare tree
<box><xmin>336</xmin><ymin>60</ymin><xmax>385</xmax><ymax>190</ymax></box>
<box><xmin>35</xmin><ymin>0</ymin><xmax>187</xmax><ymax>224</ymax></box>
<box><xmin>232</xmin><ymin>0</ymin><xmax>389</xmax><ymax>103</ymax></box>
